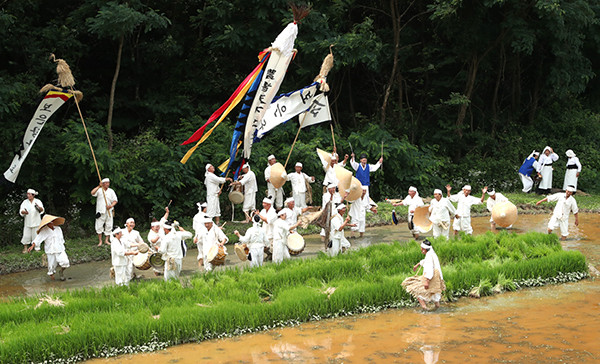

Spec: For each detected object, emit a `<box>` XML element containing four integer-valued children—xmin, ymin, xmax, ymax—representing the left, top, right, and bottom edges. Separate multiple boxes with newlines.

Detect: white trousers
<box><xmin>548</xmin><ymin>216</ymin><xmax>569</xmax><ymax>237</ymax></box>
<box><xmin>432</xmin><ymin>221</ymin><xmax>450</xmax><ymax>239</ymax></box>
<box><xmin>249</xmin><ymin>245</ymin><xmax>265</xmax><ymax>268</ymax></box>
<box><xmin>206</xmin><ymin>194</ymin><xmax>221</xmax><ymax>217</ymax></box>
<box><xmin>242</xmin><ymin>191</ymin><xmax>256</xmax><ymax>212</ymax></box>
<box><xmin>292</xmin><ymin>191</ymin><xmax>307</xmax><ymax>209</ymax></box>
<box><xmin>47</xmin><ymin>251</ymin><xmax>70</xmax><ymax>276</ymax></box>
<box><xmin>563</xmin><ymin>170</ymin><xmax>578</xmax><ymax>190</ymax></box>
<box><xmin>164</xmin><ymin>258</ymin><xmax>182</xmax><ymax>281</ymax></box>
<box><xmin>267</xmin><ymin>184</ymin><xmax>284</xmax><ymax>209</ymax></box>
<box><xmin>113</xmin><ymin>265</ymin><xmax>129</xmax><ymax>286</ymax></box>
<box><xmin>126</xmin><ymin>256</ymin><xmax>135</xmax><ymax>279</ymax></box>
<box><xmin>453</xmin><ymin>216</ymin><xmax>473</xmax><ymax>234</ymax></box>
<box><xmin>95</xmin><ymin>213</ymin><xmax>113</xmax><ymax>235</ymax></box>
<box><xmin>272</xmin><ymin>237</ymin><xmax>290</xmax><ymax>264</ymax></box>
<box><xmin>519</xmin><ymin>173</ymin><xmax>534</xmax><ymax>193</ymax></box>
<box><xmin>351</xmin><ymin>218</ymin><xmax>366</xmax><ymax>233</ymax></box>
<box><xmin>21</xmin><ymin>226</ymin><xmax>40</xmax><ymax>249</ymax></box>
<box><xmin>539</xmin><ymin>165</ymin><xmax>553</xmax><ymax>190</ymax></box>
<box><xmin>328</xmin><ymin>237</ymin><xmax>341</xmax><ymax>257</ymax></box>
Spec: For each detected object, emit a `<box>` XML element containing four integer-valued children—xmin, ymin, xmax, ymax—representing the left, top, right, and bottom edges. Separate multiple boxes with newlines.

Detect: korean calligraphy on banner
<box><xmin>299</xmin><ymin>93</ymin><xmax>331</xmax><ymax>129</ymax></box>
<box><xmin>255</xmin><ymin>82</ymin><xmax>322</xmax><ymax>140</ymax></box>
<box><xmin>4</xmin><ymin>90</ymin><xmax>73</xmax><ymax>183</ymax></box>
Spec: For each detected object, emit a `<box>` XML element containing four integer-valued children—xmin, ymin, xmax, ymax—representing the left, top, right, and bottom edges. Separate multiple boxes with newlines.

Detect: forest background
<box><xmin>1</xmin><ymin>0</ymin><xmax>599</xmax><ymax>245</ymax></box>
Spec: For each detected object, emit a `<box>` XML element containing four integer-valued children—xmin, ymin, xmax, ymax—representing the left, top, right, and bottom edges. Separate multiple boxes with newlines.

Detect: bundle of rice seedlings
<box><xmin>469</xmin><ymin>278</ymin><xmax>492</xmax><ymax>298</ymax></box>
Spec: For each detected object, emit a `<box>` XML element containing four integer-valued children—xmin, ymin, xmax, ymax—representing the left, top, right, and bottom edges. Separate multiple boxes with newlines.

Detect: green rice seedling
<box><xmin>469</xmin><ymin>278</ymin><xmax>493</xmax><ymax>298</ymax></box>
<box><xmin>493</xmin><ymin>273</ymin><xmax>516</xmax><ymax>293</ymax></box>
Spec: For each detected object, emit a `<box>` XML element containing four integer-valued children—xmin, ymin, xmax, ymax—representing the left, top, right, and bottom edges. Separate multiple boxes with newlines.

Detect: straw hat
<box><xmin>37</xmin><ymin>214</ymin><xmax>65</xmax><ymax>234</ymax></box>
<box><xmin>234</xmin><ymin>244</ymin><xmax>248</xmax><ymax>261</ymax></box>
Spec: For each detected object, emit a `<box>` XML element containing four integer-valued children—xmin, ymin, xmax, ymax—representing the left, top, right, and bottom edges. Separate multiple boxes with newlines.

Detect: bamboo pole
<box><xmin>283</xmin><ymin>110</ymin><xmax>311</xmax><ymax>169</ymax></box>
<box><xmin>69</xmin><ymin>86</ymin><xmax>111</xmax><ymax>217</ymax></box>
<box><xmin>330</xmin><ymin>122</ymin><xmax>337</xmax><ymax>154</ymax></box>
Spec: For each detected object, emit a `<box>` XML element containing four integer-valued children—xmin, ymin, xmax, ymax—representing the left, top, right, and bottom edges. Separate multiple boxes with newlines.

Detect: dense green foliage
<box><xmin>1</xmin><ymin>0</ymin><xmax>600</xmax><ymax>244</ymax></box>
<box><xmin>0</xmin><ymin>232</ymin><xmax>587</xmax><ymax>363</ymax></box>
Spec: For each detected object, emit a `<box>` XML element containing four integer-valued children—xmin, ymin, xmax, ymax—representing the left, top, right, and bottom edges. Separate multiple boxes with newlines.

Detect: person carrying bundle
<box><xmin>402</xmin><ymin>239</ymin><xmax>445</xmax><ymax>310</ymax></box>
<box><xmin>485</xmin><ymin>189</ymin><xmax>510</xmax><ymax>231</ymax></box>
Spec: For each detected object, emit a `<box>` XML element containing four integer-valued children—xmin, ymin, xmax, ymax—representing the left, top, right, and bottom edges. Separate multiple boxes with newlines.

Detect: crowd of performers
<box><xmin>18</xmin><ymin>149</ymin><xmax>583</xmax><ymax>310</ymax></box>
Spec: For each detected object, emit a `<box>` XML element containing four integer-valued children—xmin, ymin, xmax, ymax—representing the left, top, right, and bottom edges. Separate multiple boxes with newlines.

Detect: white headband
<box><xmin>336</xmin><ymin>204</ymin><xmax>347</xmax><ymax>211</ymax></box>
<box><xmin>267</xmin><ymin>155</ymin><xmax>276</xmax><ymax>160</ymax></box>
<box><xmin>27</xmin><ymin>188</ymin><xmax>38</xmax><ymax>195</ymax></box>
<box><xmin>327</xmin><ymin>183</ymin><xmax>337</xmax><ymax>189</ymax></box>
<box><xmin>205</xmin><ymin>164</ymin><xmax>212</xmax><ymax>172</ymax></box>
<box><xmin>263</xmin><ymin>197</ymin><xmax>273</xmax><ymax>204</ymax></box>
<box><xmin>433</xmin><ymin>189</ymin><xmax>442</xmax><ymax>195</ymax></box>
<box><xmin>112</xmin><ymin>227</ymin><xmax>122</xmax><ymax>235</ymax></box>
<box><xmin>487</xmin><ymin>190</ymin><xmax>496</xmax><ymax>196</ymax></box>
<box><xmin>203</xmin><ymin>217</ymin><xmax>213</xmax><ymax>224</ymax></box>
<box><xmin>420</xmin><ymin>241</ymin><xmax>432</xmax><ymax>250</ymax></box>
<box><xmin>242</xmin><ymin>163</ymin><xmax>249</xmax><ymax>169</ymax></box>
<box><xmin>285</xmin><ymin>197</ymin><xmax>294</xmax><ymax>204</ymax></box>
<box><xmin>361</xmin><ymin>186</ymin><xmax>368</xmax><ymax>190</ymax></box>
<box><xmin>566</xmin><ymin>186</ymin><xmax>576</xmax><ymax>192</ymax></box>
<box><xmin>295</xmin><ymin>162</ymin><xmax>302</xmax><ymax>167</ymax></box>
<box><xmin>101</xmin><ymin>178</ymin><xmax>110</xmax><ymax>183</ymax></box>
<box><xmin>408</xmin><ymin>186</ymin><xmax>417</xmax><ymax>192</ymax></box>
<box><xmin>125</xmin><ymin>218</ymin><xmax>135</xmax><ymax>224</ymax></box>
<box><xmin>151</xmin><ymin>221</ymin><xmax>160</xmax><ymax>227</ymax></box>
<box><xmin>277</xmin><ymin>210</ymin><xmax>287</xmax><ymax>216</ymax></box>
<box><xmin>566</xmin><ymin>149</ymin><xmax>575</xmax><ymax>158</ymax></box>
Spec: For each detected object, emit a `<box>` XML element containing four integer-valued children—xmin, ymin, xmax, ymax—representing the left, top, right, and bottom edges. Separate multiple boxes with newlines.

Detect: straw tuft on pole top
<box><xmin>49</xmin><ymin>54</ymin><xmax>75</xmax><ymax>88</ymax></box>
<box><xmin>290</xmin><ymin>2</ymin><xmax>312</xmax><ymax>23</ymax></box>
<box><xmin>314</xmin><ymin>46</ymin><xmax>334</xmax><ymax>92</ymax></box>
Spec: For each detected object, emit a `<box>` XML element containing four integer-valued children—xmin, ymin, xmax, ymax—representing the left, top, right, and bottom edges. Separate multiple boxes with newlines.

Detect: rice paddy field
<box><xmin>0</xmin><ymin>231</ymin><xmax>588</xmax><ymax>364</ymax></box>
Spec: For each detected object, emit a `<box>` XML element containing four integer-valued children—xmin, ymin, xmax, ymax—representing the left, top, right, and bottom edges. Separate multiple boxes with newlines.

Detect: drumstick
<box><xmin>166</xmin><ymin>200</ymin><xmax>172</xmax><ymax>208</ymax></box>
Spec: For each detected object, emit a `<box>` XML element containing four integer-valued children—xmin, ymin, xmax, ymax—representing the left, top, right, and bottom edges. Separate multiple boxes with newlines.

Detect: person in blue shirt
<box><xmin>518</xmin><ymin>151</ymin><xmax>541</xmax><ymax>193</ymax></box>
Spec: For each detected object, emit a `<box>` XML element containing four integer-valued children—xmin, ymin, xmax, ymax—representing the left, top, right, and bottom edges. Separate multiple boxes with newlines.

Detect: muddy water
<box><xmin>87</xmin><ymin>213</ymin><xmax>600</xmax><ymax>364</ymax></box>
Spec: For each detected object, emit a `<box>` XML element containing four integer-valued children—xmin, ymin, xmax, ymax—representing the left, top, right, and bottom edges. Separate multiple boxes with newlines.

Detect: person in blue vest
<box><xmin>518</xmin><ymin>150</ymin><xmax>541</xmax><ymax>193</ymax></box>
<box><xmin>350</xmin><ymin>153</ymin><xmax>383</xmax><ymax>202</ymax></box>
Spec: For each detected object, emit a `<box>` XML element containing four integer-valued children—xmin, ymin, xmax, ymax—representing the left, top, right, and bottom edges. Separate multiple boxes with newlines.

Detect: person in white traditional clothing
<box><xmin>272</xmin><ymin>210</ymin><xmax>301</xmax><ymax>263</ymax></box>
<box><xmin>563</xmin><ymin>149</ymin><xmax>582</xmax><ymax>192</ymax></box>
<box><xmin>518</xmin><ymin>151</ymin><xmax>541</xmax><ymax>193</ymax></box>
<box><xmin>192</xmin><ymin>202</ymin><xmax>208</xmax><ymax>269</ymax></box>
<box><xmin>234</xmin><ymin>214</ymin><xmax>269</xmax><ymax>268</ymax></box>
<box><xmin>91</xmin><ymin>178</ymin><xmax>118</xmax><ymax>246</ymax></box>
<box><xmin>428</xmin><ymin>189</ymin><xmax>458</xmax><ymax>239</ymax></box>
<box><xmin>350</xmin><ymin>153</ymin><xmax>382</xmax><ymax>202</ymax></box>
<box><xmin>322</xmin><ymin>153</ymin><xmax>349</xmax><ymax>188</ymax></box>
<box><xmin>264</xmin><ymin>155</ymin><xmax>285</xmax><ymax>209</ymax></box>
<box><xmin>205</xmin><ymin>164</ymin><xmax>232</xmax><ymax>224</ymax></box>
<box><xmin>232</xmin><ymin>163</ymin><xmax>258</xmax><ymax>222</ymax></box>
<box><xmin>392</xmin><ymin>186</ymin><xmax>424</xmax><ymax>239</ymax></box>
<box><xmin>538</xmin><ymin>146</ymin><xmax>559</xmax><ymax>194</ymax></box>
<box><xmin>329</xmin><ymin>204</ymin><xmax>354</xmax><ymax>257</ymax></box>
<box><xmin>401</xmin><ymin>239</ymin><xmax>445</xmax><ymax>310</ymax></box>
<box><xmin>321</xmin><ymin>183</ymin><xmax>343</xmax><ymax>242</ymax></box>
<box><xmin>446</xmin><ymin>184</ymin><xmax>485</xmax><ymax>236</ymax></box>
<box><xmin>349</xmin><ymin>186</ymin><xmax>377</xmax><ymax>238</ymax></box>
<box><xmin>19</xmin><ymin>188</ymin><xmax>45</xmax><ymax>253</ymax></box>
<box><xmin>286</xmin><ymin>162</ymin><xmax>315</xmax><ymax>209</ymax></box>
<box><xmin>159</xmin><ymin>220</ymin><xmax>193</xmax><ymax>280</ymax></box>
<box><xmin>147</xmin><ymin>218</ymin><xmax>164</xmax><ymax>276</ymax></box>
<box><xmin>29</xmin><ymin>214</ymin><xmax>70</xmax><ymax>281</ymax></box>
<box><xmin>485</xmin><ymin>189</ymin><xmax>510</xmax><ymax>231</ymax></box>
<box><xmin>198</xmin><ymin>217</ymin><xmax>228</xmax><ymax>272</ymax></box>
<box><xmin>256</xmin><ymin>196</ymin><xmax>278</xmax><ymax>248</ymax></box>
<box><xmin>280</xmin><ymin>197</ymin><xmax>311</xmax><ymax>233</ymax></box>
<box><xmin>121</xmin><ymin>217</ymin><xmax>145</xmax><ymax>279</ymax></box>
<box><xmin>110</xmin><ymin>227</ymin><xmax>137</xmax><ymax>286</ymax></box>
<box><xmin>536</xmin><ymin>186</ymin><xmax>579</xmax><ymax>240</ymax></box>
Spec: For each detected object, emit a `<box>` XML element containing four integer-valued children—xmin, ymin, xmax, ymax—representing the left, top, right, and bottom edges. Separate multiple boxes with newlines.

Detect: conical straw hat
<box><xmin>270</xmin><ymin>162</ymin><xmax>287</xmax><ymax>189</ymax></box>
<box><xmin>234</xmin><ymin>244</ymin><xmax>248</xmax><ymax>261</ymax></box>
<box><xmin>37</xmin><ymin>214</ymin><xmax>65</xmax><ymax>234</ymax></box>
<box><xmin>413</xmin><ymin>206</ymin><xmax>433</xmax><ymax>232</ymax></box>
<box><xmin>491</xmin><ymin>202</ymin><xmax>518</xmax><ymax>227</ymax></box>
<box><xmin>316</xmin><ymin>148</ymin><xmax>332</xmax><ymax>171</ymax></box>
<box><xmin>345</xmin><ymin>177</ymin><xmax>363</xmax><ymax>202</ymax></box>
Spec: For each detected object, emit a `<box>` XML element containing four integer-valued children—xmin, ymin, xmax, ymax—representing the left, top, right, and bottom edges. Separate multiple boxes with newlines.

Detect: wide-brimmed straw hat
<box><xmin>37</xmin><ymin>214</ymin><xmax>65</xmax><ymax>234</ymax></box>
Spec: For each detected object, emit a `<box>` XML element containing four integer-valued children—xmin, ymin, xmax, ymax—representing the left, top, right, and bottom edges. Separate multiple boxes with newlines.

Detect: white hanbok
<box><xmin>272</xmin><ymin>219</ymin><xmax>292</xmax><ymax>263</ymax></box>
<box><xmin>281</xmin><ymin>206</ymin><xmax>302</xmax><ymax>232</ymax></box>
<box><xmin>205</xmin><ymin>172</ymin><xmax>226</xmax><ymax>218</ymax></box>
<box><xmin>239</xmin><ymin>169</ymin><xmax>258</xmax><ymax>212</ymax></box>
<box><xmin>19</xmin><ymin>198</ymin><xmax>44</xmax><ymax>248</ymax></box>
<box><xmin>349</xmin><ymin>195</ymin><xmax>369</xmax><ymax>233</ymax></box>
<box><xmin>199</xmin><ymin>225</ymin><xmax>228</xmax><ymax>271</ymax></box>
<box><xmin>111</xmin><ymin>235</ymin><xmax>129</xmax><ymax>286</ymax></box>
<box><xmin>419</xmin><ymin>249</ymin><xmax>444</xmax><ymax>303</ymax></box>
<box><xmin>401</xmin><ymin>193</ymin><xmax>425</xmax><ymax>234</ymax></box>
<box><xmin>94</xmin><ymin>187</ymin><xmax>118</xmax><ymax>235</ymax></box>
<box><xmin>122</xmin><ymin>228</ymin><xmax>144</xmax><ymax>278</ymax></box>
<box><xmin>322</xmin><ymin>161</ymin><xmax>346</xmax><ymax>187</ymax></box>
<box><xmin>563</xmin><ymin>157</ymin><xmax>582</xmax><ymax>191</ymax></box>
<box><xmin>428</xmin><ymin>198</ymin><xmax>456</xmax><ymax>239</ymax></box>
<box><xmin>265</xmin><ymin>165</ymin><xmax>284</xmax><ymax>209</ymax></box>
<box><xmin>238</xmin><ymin>223</ymin><xmax>268</xmax><ymax>268</ymax></box>
<box><xmin>192</xmin><ymin>211</ymin><xmax>207</xmax><ymax>258</ymax></box>
<box><xmin>538</xmin><ymin>149</ymin><xmax>559</xmax><ymax>190</ymax></box>
<box><xmin>33</xmin><ymin>226</ymin><xmax>70</xmax><ymax>276</ymax></box>
<box><xmin>547</xmin><ymin>193</ymin><xmax>578</xmax><ymax>237</ymax></box>
<box><xmin>448</xmin><ymin>193</ymin><xmax>481</xmax><ymax>234</ymax></box>
<box><xmin>260</xmin><ymin>206</ymin><xmax>278</xmax><ymax>243</ymax></box>
<box><xmin>159</xmin><ymin>229</ymin><xmax>193</xmax><ymax>280</ymax></box>
<box><xmin>320</xmin><ymin>191</ymin><xmax>342</xmax><ymax>236</ymax></box>
<box><xmin>287</xmin><ymin>172</ymin><xmax>313</xmax><ymax>208</ymax></box>
<box><xmin>329</xmin><ymin>213</ymin><xmax>345</xmax><ymax>257</ymax></box>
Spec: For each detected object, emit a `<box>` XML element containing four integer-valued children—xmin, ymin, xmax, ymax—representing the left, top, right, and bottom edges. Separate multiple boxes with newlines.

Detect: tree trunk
<box><xmin>456</xmin><ymin>54</ymin><xmax>479</xmax><ymax>139</ymax></box>
<box><xmin>380</xmin><ymin>0</ymin><xmax>400</xmax><ymax>126</ymax></box>
<box><xmin>491</xmin><ymin>44</ymin><xmax>506</xmax><ymax>137</ymax></box>
<box><xmin>107</xmin><ymin>35</ymin><xmax>124</xmax><ymax>151</ymax></box>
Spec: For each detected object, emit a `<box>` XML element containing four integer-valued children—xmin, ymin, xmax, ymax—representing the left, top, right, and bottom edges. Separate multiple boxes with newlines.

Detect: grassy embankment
<box><xmin>1</xmin><ymin>192</ymin><xmax>597</xmax><ymax>275</ymax></box>
<box><xmin>0</xmin><ymin>231</ymin><xmax>588</xmax><ymax>364</ymax></box>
